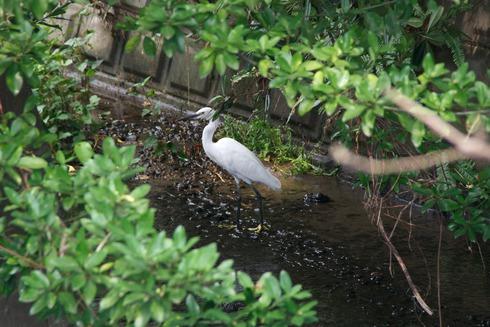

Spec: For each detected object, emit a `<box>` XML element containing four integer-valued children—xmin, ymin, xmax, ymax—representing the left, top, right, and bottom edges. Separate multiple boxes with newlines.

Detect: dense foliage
<box><xmin>121</xmin><ymin>0</ymin><xmax>490</xmax><ymax>242</ymax></box>
<box><xmin>220</xmin><ymin>114</ymin><xmax>316</xmax><ymax>174</ymax></box>
<box><xmin>0</xmin><ymin>1</ymin><xmax>317</xmax><ymax>326</ymax></box>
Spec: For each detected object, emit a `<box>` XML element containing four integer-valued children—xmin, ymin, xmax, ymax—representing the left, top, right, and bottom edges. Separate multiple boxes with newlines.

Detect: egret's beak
<box><xmin>177</xmin><ymin>112</ymin><xmax>200</xmax><ymax>121</ymax></box>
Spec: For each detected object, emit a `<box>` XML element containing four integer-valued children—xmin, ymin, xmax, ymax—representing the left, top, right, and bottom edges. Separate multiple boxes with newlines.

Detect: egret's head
<box><xmin>194</xmin><ymin>107</ymin><xmax>215</xmax><ymax>120</ymax></box>
<box><xmin>179</xmin><ymin>107</ymin><xmax>216</xmax><ymax>121</ymax></box>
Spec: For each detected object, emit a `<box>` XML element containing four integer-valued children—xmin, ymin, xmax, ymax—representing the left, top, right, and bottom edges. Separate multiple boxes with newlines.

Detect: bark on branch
<box><xmin>329</xmin><ymin>88</ymin><xmax>490</xmax><ymax>175</ymax></box>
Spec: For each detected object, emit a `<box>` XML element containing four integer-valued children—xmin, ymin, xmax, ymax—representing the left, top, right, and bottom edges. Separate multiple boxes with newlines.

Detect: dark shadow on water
<box><xmin>150</xmin><ymin>174</ymin><xmax>490</xmax><ymax>327</ymax></box>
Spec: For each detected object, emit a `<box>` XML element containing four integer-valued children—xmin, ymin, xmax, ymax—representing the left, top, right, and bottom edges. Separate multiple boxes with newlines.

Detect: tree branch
<box><xmin>329</xmin><ymin>88</ymin><xmax>490</xmax><ymax>175</ymax></box>
<box><xmin>0</xmin><ymin>244</ymin><xmax>44</xmax><ymax>270</ymax></box>
<box><xmin>385</xmin><ymin>88</ymin><xmax>490</xmax><ymax>162</ymax></box>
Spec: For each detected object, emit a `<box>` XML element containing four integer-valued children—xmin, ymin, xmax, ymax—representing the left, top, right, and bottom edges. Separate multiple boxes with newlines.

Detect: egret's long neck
<box><xmin>202</xmin><ymin>119</ymin><xmax>220</xmax><ymax>153</ymax></box>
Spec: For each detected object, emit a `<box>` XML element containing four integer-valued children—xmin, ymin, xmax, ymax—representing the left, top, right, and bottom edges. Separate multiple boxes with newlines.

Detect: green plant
<box><xmin>0</xmin><ymin>114</ymin><xmax>317</xmax><ymax>326</ymax></box>
<box><xmin>120</xmin><ymin>0</ymin><xmax>490</xmax><ymax>242</ymax></box>
<box><xmin>413</xmin><ymin>162</ymin><xmax>490</xmax><ymax>241</ymax></box>
<box><xmin>34</xmin><ymin>35</ymin><xmax>102</xmax><ymax>142</ymax></box>
<box><xmin>220</xmin><ymin>114</ymin><xmax>315</xmax><ymax>174</ymax></box>
<box><xmin>0</xmin><ymin>2</ymin><xmax>318</xmax><ymax>325</ymax></box>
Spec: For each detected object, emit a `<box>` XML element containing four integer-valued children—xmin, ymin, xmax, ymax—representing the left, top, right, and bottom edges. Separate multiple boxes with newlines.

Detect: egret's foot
<box><xmin>247</xmin><ymin>223</ymin><xmax>270</xmax><ymax>234</ymax></box>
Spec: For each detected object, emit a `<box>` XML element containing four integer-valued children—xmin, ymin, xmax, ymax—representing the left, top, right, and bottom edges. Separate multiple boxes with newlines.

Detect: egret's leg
<box><xmin>251</xmin><ymin>185</ymin><xmax>263</xmax><ymax>225</ymax></box>
<box><xmin>235</xmin><ymin>178</ymin><xmax>241</xmax><ymax>229</ymax></box>
<box><xmin>248</xmin><ymin>185</ymin><xmax>269</xmax><ymax>233</ymax></box>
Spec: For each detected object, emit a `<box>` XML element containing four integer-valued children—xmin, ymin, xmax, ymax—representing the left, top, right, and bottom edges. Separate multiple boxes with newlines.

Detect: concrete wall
<box><xmin>48</xmin><ymin>0</ymin><xmax>489</xmax><ymax>140</ymax></box>
<box><xmin>49</xmin><ymin>1</ymin><xmax>324</xmax><ymax>141</ymax></box>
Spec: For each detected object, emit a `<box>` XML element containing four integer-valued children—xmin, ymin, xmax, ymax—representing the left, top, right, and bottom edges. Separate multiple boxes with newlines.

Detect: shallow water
<box><xmin>149</xmin><ymin>174</ymin><xmax>490</xmax><ymax>326</ymax></box>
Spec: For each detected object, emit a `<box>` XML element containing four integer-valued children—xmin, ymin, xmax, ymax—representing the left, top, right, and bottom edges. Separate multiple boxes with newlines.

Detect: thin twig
<box><xmin>59</xmin><ymin>232</ymin><xmax>69</xmax><ymax>256</ymax></box>
<box><xmin>377</xmin><ymin>216</ymin><xmax>434</xmax><ymax>315</ymax></box>
<box><xmin>0</xmin><ymin>244</ymin><xmax>44</xmax><ymax>270</ymax></box>
<box><xmin>96</xmin><ymin>233</ymin><xmax>111</xmax><ymax>252</ymax></box>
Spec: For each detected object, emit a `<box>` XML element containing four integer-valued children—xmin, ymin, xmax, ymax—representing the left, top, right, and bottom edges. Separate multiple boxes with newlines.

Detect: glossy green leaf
<box><xmin>143</xmin><ymin>36</ymin><xmax>157</xmax><ymax>57</ymax></box>
<box><xmin>74</xmin><ymin>142</ymin><xmax>93</xmax><ymax>163</ymax></box>
<box><xmin>17</xmin><ymin>156</ymin><xmax>47</xmax><ymax>169</ymax></box>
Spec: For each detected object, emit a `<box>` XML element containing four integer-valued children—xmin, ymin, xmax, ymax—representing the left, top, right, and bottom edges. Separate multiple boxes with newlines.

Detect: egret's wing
<box><xmin>213</xmin><ymin>138</ymin><xmax>281</xmax><ymax>190</ymax></box>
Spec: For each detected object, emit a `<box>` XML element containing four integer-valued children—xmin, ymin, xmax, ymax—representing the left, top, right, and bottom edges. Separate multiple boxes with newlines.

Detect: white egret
<box><xmin>181</xmin><ymin>107</ymin><xmax>281</xmax><ymax>232</ymax></box>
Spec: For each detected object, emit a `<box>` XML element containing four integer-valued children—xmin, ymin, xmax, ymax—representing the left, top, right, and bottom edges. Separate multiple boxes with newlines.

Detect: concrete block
<box><xmin>269</xmin><ymin>90</ymin><xmax>323</xmax><ymax>140</ymax></box>
<box><xmin>46</xmin><ymin>4</ymin><xmax>83</xmax><ymax>42</ymax></box>
<box><xmin>78</xmin><ymin>9</ymin><xmax>116</xmax><ymax>62</ymax></box>
<box><xmin>166</xmin><ymin>44</ymin><xmax>214</xmax><ymax>101</ymax></box>
<box><xmin>121</xmin><ymin>0</ymin><xmax>147</xmax><ymax>8</ymax></box>
<box><xmin>121</xmin><ymin>33</ymin><xmax>164</xmax><ymax>79</ymax></box>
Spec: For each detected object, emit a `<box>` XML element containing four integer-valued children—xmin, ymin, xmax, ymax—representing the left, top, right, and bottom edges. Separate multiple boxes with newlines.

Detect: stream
<box><xmin>148</xmin><ymin>174</ymin><xmax>490</xmax><ymax>326</ymax></box>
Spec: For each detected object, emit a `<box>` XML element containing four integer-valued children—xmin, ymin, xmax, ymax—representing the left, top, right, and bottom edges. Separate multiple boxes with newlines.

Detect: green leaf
<box><xmin>258</xmin><ymin>59</ymin><xmax>271</xmax><ymax>77</ymax></box>
<box><xmin>223</xmin><ymin>52</ymin><xmax>239</xmax><ymax>70</ymax></box>
<box><xmin>83</xmin><ymin>281</ymin><xmax>97</xmax><ymax>305</ymax></box>
<box><xmin>422</xmin><ymin>54</ymin><xmax>435</xmax><ymax>74</ymax></box>
<box><xmin>279</xmin><ymin>271</ymin><xmax>292</xmax><ymax>291</ymax></box>
<box><xmin>323</xmin><ymin>98</ymin><xmax>338</xmax><ymax>116</ymax></box>
<box><xmin>186</xmin><ymin>294</ymin><xmax>200</xmax><ymax>314</ymax></box>
<box><xmin>259</xmin><ymin>35</ymin><xmax>269</xmax><ymax>52</ymax></box>
<box><xmin>130</xmin><ymin>184</ymin><xmax>151</xmax><ymax>199</ymax></box>
<box><xmin>71</xmin><ymin>273</ymin><xmax>87</xmax><ymax>291</ymax></box>
<box><xmin>199</xmin><ymin>56</ymin><xmax>214</xmax><ymax>78</ymax></box>
<box><xmin>30</xmin><ymin>296</ymin><xmax>47</xmax><ymax>315</ymax></box>
<box><xmin>50</xmin><ymin>256</ymin><xmax>80</xmax><ymax>272</ymax></box>
<box><xmin>31</xmin><ymin>0</ymin><xmax>48</xmax><ymax>19</ymax></box>
<box><xmin>135</xmin><ymin>309</ymin><xmax>150</xmax><ymax>327</ymax></box>
<box><xmin>17</xmin><ymin>156</ymin><xmax>47</xmax><ymax>170</ymax></box>
<box><xmin>143</xmin><ymin>36</ymin><xmax>157</xmax><ymax>57</ymax></box>
<box><xmin>6</xmin><ymin>67</ymin><xmax>24</xmax><ymax>96</ymax></box>
<box><xmin>341</xmin><ymin>0</ymin><xmax>351</xmax><ymax>13</ymax></box>
<box><xmin>341</xmin><ymin>104</ymin><xmax>365</xmax><ymax>122</ymax></box>
<box><xmin>302</xmin><ymin>61</ymin><xmax>323</xmax><ymax>71</ymax></box>
<box><xmin>263</xmin><ymin>275</ymin><xmax>281</xmax><ymax>300</ymax></box>
<box><xmin>237</xmin><ymin>271</ymin><xmax>253</xmax><ymax>288</ymax></box>
<box><xmin>361</xmin><ymin>110</ymin><xmax>376</xmax><ymax>137</ymax></box>
<box><xmin>298</xmin><ymin>99</ymin><xmax>315</xmax><ymax>115</ymax></box>
<box><xmin>411</xmin><ymin>121</ymin><xmax>425</xmax><ymax>147</ymax></box>
<box><xmin>74</xmin><ymin>142</ymin><xmax>93</xmax><ymax>163</ymax></box>
<box><xmin>161</xmin><ymin>26</ymin><xmax>175</xmax><ymax>39</ymax></box>
<box><xmin>407</xmin><ymin>17</ymin><xmax>424</xmax><ymax>28</ymax></box>
<box><xmin>438</xmin><ymin>199</ymin><xmax>459</xmax><ymax>212</ymax></box>
<box><xmin>59</xmin><ymin>292</ymin><xmax>77</xmax><ymax>314</ymax></box>
<box><xmin>31</xmin><ymin>271</ymin><xmax>50</xmax><ymax>289</ymax></box>
<box><xmin>125</xmin><ymin>34</ymin><xmax>141</xmax><ymax>52</ymax></box>
<box><xmin>84</xmin><ymin>249</ymin><xmax>108</xmax><ymax>269</ymax></box>
<box><xmin>150</xmin><ymin>301</ymin><xmax>165</xmax><ymax>322</ymax></box>
<box><xmin>55</xmin><ymin>151</ymin><xmax>66</xmax><ymax>164</ymax></box>
<box><xmin>215</xmin><ymin>53</ymin><xmax>226</xmax><ymax>75</ymax></box>
<box><xmin>99</xmin><ymin>290</ymin><xmax>119</xmax><ymax>311</ymax></box>
<box><xmin>195</xmin><ymin>47</ymin><xmax>213</xmax><ymax>61</ymax></box>
<box><xmin>427</xmin><ymin>6</ymin><xmax>444</xmax><ymax>32</ymax></box>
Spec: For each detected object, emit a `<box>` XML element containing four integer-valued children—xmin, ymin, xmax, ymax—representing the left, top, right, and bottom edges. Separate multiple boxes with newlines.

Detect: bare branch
<box><xmin>385</xmin><ymin>88</ymin><xmax>490</xmax><ymax>162</ymax></box>
<box><xmin>375</xmin><ymin>202</ymin><xmax>434</xmax><ymax>316</ymax></box>
<box><xmin>329</xmin><ymin>144</ymin><xmax>464</xmax><ymax>175</ymax></box>
<box><xmin>0</xmin><ymin>244</ymin><xmax>44</xmax><ymax>270</ymax></box>
<box><xmin>329</xmin><ymin>88</ymin><xmax>490</xmax><ymax>175</ymax></box>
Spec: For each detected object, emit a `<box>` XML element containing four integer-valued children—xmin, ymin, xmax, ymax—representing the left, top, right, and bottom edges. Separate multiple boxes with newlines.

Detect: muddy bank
<box><xmin>101</xmin><ymin>116</ymin><xmax>490</xmax><ymax>326</ymax></box>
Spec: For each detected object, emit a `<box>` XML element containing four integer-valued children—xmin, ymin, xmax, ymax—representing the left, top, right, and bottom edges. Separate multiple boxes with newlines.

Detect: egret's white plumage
<box><xmin>202</xmin><ymin>118</ymin><xmax>281</xmax><ymax>190</ymax></box>
<box><xmin>183</xmin><ymin>106</ymin><xmax>281</xmax><ymax>231</ymax></box>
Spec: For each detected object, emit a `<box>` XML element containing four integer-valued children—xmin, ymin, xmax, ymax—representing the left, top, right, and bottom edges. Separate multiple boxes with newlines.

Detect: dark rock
<box><xmin>303</xmin><ymin>192</ymin><xmax>331</xmax><ymax>204</ymax></box>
